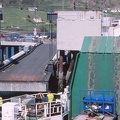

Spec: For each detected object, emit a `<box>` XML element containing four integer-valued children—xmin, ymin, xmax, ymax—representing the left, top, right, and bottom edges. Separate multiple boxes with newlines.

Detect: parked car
<box><xmin>24</xmin><ymin>34</ymin><xmax>35</xmax><ymax>42</ymax></box>
<box><xmin>39</xmin><ymin>34</ymin><xmax>48</xmax><ymax>39</ymax></box>
<box><xmin>9</xmin><ymin>33</ymin><xmax>20</xmax><ymax>41</ymax></box>
<box><xmin>10</xmin><ymin>33</ymin><xmax>20</xmax><ymax>39</ymax></box>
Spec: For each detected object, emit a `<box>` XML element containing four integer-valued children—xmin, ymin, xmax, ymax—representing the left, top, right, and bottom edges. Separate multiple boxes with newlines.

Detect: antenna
<box><xmin>62</xmin><ymin>0</ymin><xmax>64</xmax><ymax>10</ymax></box>
<box><xmin>73</xmin><ymin>0</ymin><xmax>76</xmax><ymax>10</ymax></box>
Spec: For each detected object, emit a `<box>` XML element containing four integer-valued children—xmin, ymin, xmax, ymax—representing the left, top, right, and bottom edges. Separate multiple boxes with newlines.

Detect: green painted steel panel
<box><xmin>70</xmin><ymin>36</ymin><xmax>120</xmax><ymax>119</ymax></box>
<box><xmin>70</xmin><ymin>53</ymin><xmax>88</xmax><ymax>118</ymax></box>
<box><xmin>114</xmin><ymin>37</ymin><xmax>120</xmax><ymax>53</ymax></box>
<box><xmin>88</xmin><ymin>36</ymin><xmax>99</xmax><ymax>53</ymax></box>
<box><xmin>114</xmin><ymin>54</ymin><xmax>120</xmax><ymax>116</ymax></box>
<box><xmin>82</xmin><ymin>36</ymin><xmax>100</xmax><ymax>53</ymax></box>
<box><xmin>81</xmin><ymin>36</ymin><xmax>120</xmax><ymax>53</ymax></box>
<box><xmin>94</xmin><ymin>54</ymin><xmax>114</xmax><ymax>89</ymax></box>
<box><xmin>81</xmin><ymin>36</ymin><xmax>92</xmax><ymax>52</ymax></box>
<box><xmin>96</xmin><ymin>36</ymin><xmax>107</xmax><ymax>53</ymax></box>
<box><xmin>105</xmin><ymin>36</ymin><xmax>114</xmax><ymax>53</ymax></box>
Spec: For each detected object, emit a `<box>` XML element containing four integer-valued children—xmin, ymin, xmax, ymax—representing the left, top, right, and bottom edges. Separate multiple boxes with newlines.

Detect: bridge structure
<box><xmin>0</xmin><ymin>40</ymin><xmax>57</xmax><ymax>93</ymax></box>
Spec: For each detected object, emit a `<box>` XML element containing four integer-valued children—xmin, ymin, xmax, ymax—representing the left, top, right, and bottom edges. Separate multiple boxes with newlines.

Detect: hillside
<box><xmin>0</xmin><ymin>0</ymin><xmax>120</xmax><ymax>32</ymax></box>
<box><xmin>0</xmin><ymin>0</ymin><xmax>120</xmax><ymax>11</ymax></box>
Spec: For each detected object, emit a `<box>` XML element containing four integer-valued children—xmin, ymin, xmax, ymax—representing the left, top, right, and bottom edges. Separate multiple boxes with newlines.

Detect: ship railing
<box><xmin>34</xmin><ymin>101</ymin><xmax>63</xmax><ymax>119</ymax></box>
<box><xmin>0</xmin><ymin>86</ymin><xmax>69</xmax><ymax>119</ymax></box>
<box><xmin>19</xmin><ymin>101</ymin><xmax>64</xmax><ymax>120</ymax></box>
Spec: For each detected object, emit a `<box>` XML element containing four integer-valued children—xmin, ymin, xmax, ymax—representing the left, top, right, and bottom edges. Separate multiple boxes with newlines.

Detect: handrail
<box><xmin>1</xmin><ymin>86</ymin><xmax>69</xmax><ymax>120</ymax></box>
<box><xmin>35</xmin><ymin>101</ymin><xmax>63</xmax><ymax>118</ymax></box>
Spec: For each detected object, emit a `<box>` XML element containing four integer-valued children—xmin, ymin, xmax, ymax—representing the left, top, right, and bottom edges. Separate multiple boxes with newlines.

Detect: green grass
<box><xmin>0</xmin><ymin>1</ymin><xmax>77</xmax><ymax>32</ymax></box>
<box><xmin>1</xmin><ymin>6</ymin><xmax>48</xmax><ymax>32</ymax></box>
<box><xmin>0</xmin><ymin>0</ymin><xmax>75</xmax><ymax>32</ymax></box>
<box><xmin>3</xmin><ymin>1</ymin><xmax>120</xmax><ymax>32</ymax></box>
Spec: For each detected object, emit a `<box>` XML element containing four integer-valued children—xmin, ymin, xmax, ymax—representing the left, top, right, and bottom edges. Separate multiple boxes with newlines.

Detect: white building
<box><xmin>102</xmin><ymin>17</ymin><xmax>115</xmax><ymax>27</ymax></box>
<box><xmin>111</xmin><ymin>8</ymin><xmax>120</xmax><ymax>13</ymax></box>
<box><xmin>102</xmin><ymin>16</ymin><xmax>116</xmax><ymax>36</ymax></box>
<box><xmin>108</xmin><ymin>26</ymin><xmax>120</xmax><ymax>36</ymax></box>
<box><xmin>102</xmin><ymin>17</ymin><xmax>120</xmax><ymax>36</ymax></box>
<box><xmin>28</xmin><ymin>7</ymin><xmax>36</xmax><ymax>12</ymax></box>
<box><xmin>0</xmin><ymin>4</ymin><xmax>2</xmax><ymax>8</ymax></box>
<box><xmin>33</xmin><ymin>17</ymin><xmax>43</xmax><ymax>23</ymax></box>
<box><xmin>57</xmin><ymin>11</ymin><xmax>101</xmax><ymax>51</ymax></box>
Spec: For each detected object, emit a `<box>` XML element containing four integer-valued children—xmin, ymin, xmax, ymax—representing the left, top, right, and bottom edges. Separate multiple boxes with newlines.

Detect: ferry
<box><xmin>1</xmin><ymin>86</ymin><xmax>69</xmax><ymax>120</ymax></box>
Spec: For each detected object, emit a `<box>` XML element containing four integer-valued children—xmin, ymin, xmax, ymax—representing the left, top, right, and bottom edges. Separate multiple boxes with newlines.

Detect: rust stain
<box><xmin>89</xmin><ymin>71</ymin><xmax>94</xmax><ymax>87</ymax></box>
<box><xmin>96</xmin><ymin>11</ymin><xmax>99</xmax><ymax>19</ymax></box>
<box><xmin>92</xmin><ymin>39</ymin><xmax>97</xmax><ymax>47</ymax></box>
<box><xmin>115</xmin><ymin>57</ymin><xmax>119</xmax><ymax>63</ymax></box>
<box><xmin>4</xmin><ymin>74</ymin><xmax>38</xmax><ymax>81</ymax></box>
<box><xmin>88</xmin><ymin>54</ymin><xmax>95</xmax><ymax>89</ymax></box>
<box><xmin>116</xmin><ymin>40</ymin><xmax>120</xmax><ymax>48</ymax></box>
<box><xmin>113</xmin><ymin>54</ymin><xmax>120</xmax><ymax>115</ymax></box>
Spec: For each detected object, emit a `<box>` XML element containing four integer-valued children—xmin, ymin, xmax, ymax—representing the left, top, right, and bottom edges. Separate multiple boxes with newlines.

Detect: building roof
<box><xmin>0</xmin><ymin>43</ymin><xmax>56</xmax><ymax>82</ymax></box>
<box><xmin>0</xmin><ymin>43</ymin><xmax>56</xmax><ymax>91</ymax></box>
<box><xmin>81</xmin><ymin>36</ymin><xmax>120</xmax><ymax>53</ymax></box>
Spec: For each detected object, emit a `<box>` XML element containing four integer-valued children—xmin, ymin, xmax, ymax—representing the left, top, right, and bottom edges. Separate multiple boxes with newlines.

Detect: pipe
<box><xmin>58</xmin><ymin>56</ymin><xmax>64</xmax><ymax>91</ymax></box>
<box><xmin>59</xmin><ymin>56</ymin><xmax>63</xmax><ymax>73</ymax></box>
<box><xmin>66</xmin><ymin>59</ymin><xmax>74</xmax><ymax>84</ymax></box>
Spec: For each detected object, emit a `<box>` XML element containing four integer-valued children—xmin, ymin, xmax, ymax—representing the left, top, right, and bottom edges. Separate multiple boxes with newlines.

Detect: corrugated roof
<box><xmin>81</xmin><ymin>36</ymin><xmax>120</xmax><ymax>53</ymax></box>
<box><xmin>0</xmin><ymin>43</ymin><xmax>56</xmax><ymax>82</ymax></box>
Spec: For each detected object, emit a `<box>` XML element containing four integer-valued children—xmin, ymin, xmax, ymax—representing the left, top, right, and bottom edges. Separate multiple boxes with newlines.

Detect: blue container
<box><xmin>83</xmin><ymin>94</ymin><xmax>114</xmax><ymax>113</ymax></box>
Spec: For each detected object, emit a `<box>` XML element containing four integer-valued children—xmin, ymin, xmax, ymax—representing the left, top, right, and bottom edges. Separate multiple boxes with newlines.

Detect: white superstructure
<box><xmin>57</xmin><ymin>11</ymin><xmax>101</xmax><ymax>51</ymax></box>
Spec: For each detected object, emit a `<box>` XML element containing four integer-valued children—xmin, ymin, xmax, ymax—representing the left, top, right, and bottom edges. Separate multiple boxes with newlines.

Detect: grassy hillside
<box><xmin>1</xmin><ymin>7</ymin><xmax>48</xmax><ymax>32</ymax></box>
<box><xmin>1</xmin><ymin>0</ymin><xmax>120</xmax><ymax>32</ymax></box>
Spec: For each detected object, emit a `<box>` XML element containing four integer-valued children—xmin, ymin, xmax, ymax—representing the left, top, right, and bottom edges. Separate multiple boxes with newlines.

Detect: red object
<box><xmin>0</xmin><ymin>34</ymin><xmax>6</xmax><ymax>38</ymax></box>
<box><xmin>73</xmin><ymin>2</ymin><xmax>76</xmax><ymax>6</ymax></box>
<box><xmin>73</xmin><ymin>2</ymin><xmax>76</xmax><ymax>9</ymax></box>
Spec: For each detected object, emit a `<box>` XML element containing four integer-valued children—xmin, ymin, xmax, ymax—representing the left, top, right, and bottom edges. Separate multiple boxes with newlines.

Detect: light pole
<box><xmin>73</xmin><ymin>0</ymin><xmax>76</xmax><ymax>10</ymax></box>
<box><xmin>44</xmin><ymin>22</ymin><xmax>49</xmax><ymax>35</ymax></box>
<box><xmin>49</xmin><ymin>20</ymin><xmax>52</xmax><ymax>40</ymax></box>
<box><xmin>0</xmin><ymin>10</ymin><xmax>3</xmax><ymax>63</ymax></box>
<box><xmin>33</xmin><ymin>7</ymin><xmax>37</xmax><ymax>36</ymax></box>
<box><xmin>62</xmin><ymin>0</ymin><xmax>64</xmax><ymax>10</ymax></box>
<box><xmin>35</xmin><ymin>7</ymin><xmax>37</xmax><ymax>28</ymax></box>
<box><xmin>0</xmin><ymin>10</ymin><xmax>3</xmax><ymax>47</ymax></box>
